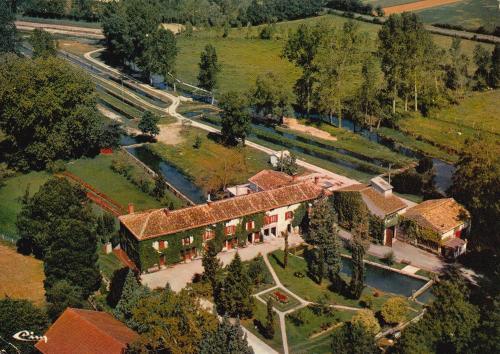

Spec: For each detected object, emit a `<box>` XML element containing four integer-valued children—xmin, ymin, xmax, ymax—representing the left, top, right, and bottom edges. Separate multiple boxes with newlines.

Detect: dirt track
<box><xmin>383</xmin><ymin>0</ymin><xmax>461</xmax><ymax>15</ymax></box>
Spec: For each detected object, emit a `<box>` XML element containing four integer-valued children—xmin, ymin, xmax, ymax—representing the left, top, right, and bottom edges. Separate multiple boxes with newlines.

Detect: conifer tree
<box><xmin>264</xmin><ymin>298</ymin><xmax>276</xmax><ymax>339</ymax></box>
<box><xmin>200</xmin><ymin>317</ymin><xmax>254</xmax><ymax>354</ymax></box>
<box><xmin>202</xmin><ymin>240</ymin><xmax>222</xmax><ymax>290</ymax></box>
<box><xmin>306</xmin><ymin>198</ymin><xmax>341</xmax><ymax>285</ymax></box>
<box><xmin>218</xmin><ymin>253</ymin><xmax>253</xmax><ymax>318</ymax></box>
<box><xmin>114</xmin><ymin>269</ymin><xmax>150</xmax><ymax>327</ymax></box>
<box><xmin>349</xmin><ymin>207</ymin><xmax>369</xmax><ymax>299</ymax></box>
<box><xmin>198</xmin><ymin>44</ymin><xmax>221</xmax><ymax>92</ymax></box>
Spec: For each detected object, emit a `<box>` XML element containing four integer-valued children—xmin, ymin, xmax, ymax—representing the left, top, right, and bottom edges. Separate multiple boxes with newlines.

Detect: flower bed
<box><xmin>274</xmin><ymin>290</ymin><xmax>289</xmax><ymax>304</ymax></box>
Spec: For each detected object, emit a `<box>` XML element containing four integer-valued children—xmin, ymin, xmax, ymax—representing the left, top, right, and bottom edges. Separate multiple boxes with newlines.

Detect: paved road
<box><xmin>338</xmin><ymin>229</ymin><xmax>444</xmax><ymax>273</ymax></box>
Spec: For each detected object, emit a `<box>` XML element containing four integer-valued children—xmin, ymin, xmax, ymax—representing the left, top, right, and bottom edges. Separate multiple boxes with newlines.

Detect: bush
<box><xmin>381</xmin><ymin>297</ymin><xmax>407</xmax><ymax>324</ymax></box>
<box><xmin>294</xmin><ymin>271</ymin><xmax>305</xmax><ymax>278</ymax></box>
<box><xmin>46</xmin><ymin>159</ymin><xmax>66</xmax><ymax>173</ymax></box>
<box><xmin>351</xmin><ymin>309</ymin><xmax>381</xmax><ymax>335</ymax></box>
<box><xmin>193</xmin><ymin>135</ymin><xmax>202</xmax><ymax>149</ymax></box>
<box><xmin>360</xmin><ymin>294</ymin><xmax>374</xmax><ymax>309</ymax></box>
<box><xmin>383</xmin><ymin>250</ymin><xmax>395</xmax><ymax>266</ymax></box>
<box><xmin>259</xmin><ymin>25</ymin><xmax>274</xmax><ymax>40</ymax></box>
<box><xmin>392</xmin><ymin>169</ymin><xmax>423</xmax><ymax>195</ymax></box>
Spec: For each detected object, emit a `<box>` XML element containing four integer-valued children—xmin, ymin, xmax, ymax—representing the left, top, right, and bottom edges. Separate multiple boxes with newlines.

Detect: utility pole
<box><xmin>388</xmin><ymin>163</ymin><xmax>393</xmax><ymax>184</ymax></box>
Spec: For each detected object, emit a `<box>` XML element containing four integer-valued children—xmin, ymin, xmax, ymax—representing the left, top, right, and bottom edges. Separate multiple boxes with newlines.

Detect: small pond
<box><xmin>340</xmin><ymin>257</ymin><xmax>427</xmax><ymax>298</ymax></box>
<box><xmin>126</xmin><ymin>146</ymin><xmax>207</xmax><ymax>204</ymax></box>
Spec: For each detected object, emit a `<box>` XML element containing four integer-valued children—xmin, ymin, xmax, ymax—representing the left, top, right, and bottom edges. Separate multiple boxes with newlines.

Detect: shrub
<box><xmin>289</xmin><ymin>310</ymin><xmax>307</xmax><ymax>326</ymax></box>
<box><xmin>360</xmin><ymin>294</ymin><xmax>374</xmax><ymax>309</ymax></box>
<box><xmin>351</xmin><ymin>309</ymin><xmax>381</xmax><ymax>335</ymax></box>
<box><xmin>294</xmin><ymin>271</ymin><xmax>305</xmax><ymax>278</ymax></box>
<box><xmin>383</xmin><ymin>250</ymin><xmax>395</xmax><ymax>266</ymax></box>
<box><xmin>381</xmin><ymin>297</ymin><xmax>407</xmax><ymax>324</ymax></box>
<box><xmin>193</xmin><ymin>135</ymin><xmax>202</xmax><ymax>149</ymax></box>
<box><xmin>46</xmin><ymin>159</ymin><xmax>66</xmax><ymax>173</ymax></box>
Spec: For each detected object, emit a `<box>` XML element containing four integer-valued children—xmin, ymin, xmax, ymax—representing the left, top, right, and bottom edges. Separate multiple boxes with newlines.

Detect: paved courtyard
<box><xmin>141</xmin><ymin>234</ymin><xmax>304</xmax><ymax>291</ymax></box>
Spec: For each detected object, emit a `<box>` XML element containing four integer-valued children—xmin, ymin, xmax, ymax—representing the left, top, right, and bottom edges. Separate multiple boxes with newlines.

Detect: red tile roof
<box><xmin>35</xmin><ymin>308</ymin><xmax>138</xmax><ymax>354</ymax></box>
<box><xmin>404</xmin><ymin>198</ymin><xmax>469</xmax><ymax>234</ymax></box>
<box><xmin>120</xmin><ymin>181</ymin><xmax>323</xmax><ymax>240</ymax></box>
<box><xmin>248</xmin><ymin>170</ymin><xmax>294</xmax><ymax>191</ymax></box>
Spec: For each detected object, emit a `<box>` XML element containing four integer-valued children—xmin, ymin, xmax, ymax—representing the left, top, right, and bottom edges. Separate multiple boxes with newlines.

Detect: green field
<box><xmin>0</xmin><ymin>171</ymin><xmax>51</xmax><ymax>237</ymax></box>
<box><xmin>145</xmin><ymin>126</ymin><xmax>271</xmax><ymax>192</ymax></box>
<box><xmin>66</xmin><ymin>154</ymin><xmax>173</xmax><ymax>211</ymax></box>
<box><xmin>398</xmin><ymin>90</ymin><xmax>500</xmax><ymax>156</ymax></box>
<box><xmin>98</xmin><ymin>249</ymin><xmax>124</xmax><ymax>280</ymax></box>
<box><xmin>416</xmin><ymin>0</ymin><xmax>500</xmax><ymax>31</ymax></box>
<box><xmin>176</xmin><ymin>14</ymin><xmax>492</xmax><ymax>94</ymax></box>
<box><xmin>286</xmin><ymin>307</ymin><xmax>355</xmax><ymax>354</ymax></box>
<box><xmin>241</xmin><ymin>300</ymin><xmax>283</xmax><ymax>353</ymax></box>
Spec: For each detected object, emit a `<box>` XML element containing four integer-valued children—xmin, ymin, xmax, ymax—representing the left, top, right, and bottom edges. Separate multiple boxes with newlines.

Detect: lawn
<box><xmin>176</xmin><ymin>14</ymin><xmax>492</xmax><ymax>95</ymax></box>
<box><xmin>98</xmin><ymin>248</ymin><xmax>124</xmax><ymax>281</ymax></box>
<box><xmin>415</xmin><ymin>0</ymin><xmax>500</xmax><ymax>31</ymax></box>
<box><xmin>259</xmin><ymin>287</ymin><xmax>302</xmax><ymax>312</ymax></box>
<box><xmin>398</xmin><ymin>91</ymin><xmax>500</xmax><ymax>156</ymax></box>
<box><xmin>286</xmin><ymin>306</ymin><xmax>356</xmax><ymax>354</ymax></box>
<box><xmin>144</xmin><ymin>126</ymin><xmax>271</xmax><ymax>191</ymax></box>
<box><xmin>66</xmin><ymin>154</ymin><xmax>170</xmax><ymax>211</ymax></box>
<box><xmin>0</xmin><ymin>243</ymin><xmax>45</xmax><ymax>306</ymax></box>
<box><xmin>0</xmin><ymin>171</ymin><xmax>51</xmax><ymax>237</ymax></box>
<box><xmin>268</xmin><ymin>250</ymin><xmax>412</xmax><ymax>313</ymax></box>
<box><xmin>241</xmin><ymin>300</ymin><xmax>284</xmax><ymax>353</ymax></box>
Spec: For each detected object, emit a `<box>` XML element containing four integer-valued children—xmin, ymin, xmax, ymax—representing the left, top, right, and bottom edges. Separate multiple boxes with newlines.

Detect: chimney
<box><xmin>128</xmin><ymin>203</ymin><xmax>135</xmax><ymax>214</ymax></box>
<box><xmin>314</xmin><ymin>176</ymin><xmax>320</xmax><ymax>185</ymax></box>
<box><xmin>207</xmin><ymin>194</ymin><xmax>212</xmax><ymax>206</ymax></box>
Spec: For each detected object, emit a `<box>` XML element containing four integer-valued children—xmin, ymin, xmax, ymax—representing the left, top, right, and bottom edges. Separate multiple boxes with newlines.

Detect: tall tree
<box><xmin>16</xmin><ymin>178</ymin><xmax>94</xmax><ymax>258</ymax></box>
<box><xmin>138</xmin><ymin>110</ymin><xmax>160</xmax><ymax>137</ymax></box>
<box><xmin>0</xmin><ymin>0</ymin><xmax>16</xmax><ymax>54</ymax></box>
<box><xmin>114</xmin><ymin>269</ymin><xmax>151</xmax><ymax>328</ymax></box>
<box><xmin>491</xmin><ymin>43</ymin><xmax>500</xmax><ymax>88</ymax></box>
<box><xmin>283</xmin><ymin>231</ymin><xmax>289</xmax><ymax>268</ymax></box>
<box><xmin>29</xmin><ymin>29</ymin><xmax>57</xmax><ymax>58</ymax></box>
<box><xmin>44</xmin><ymin>219</ymin><xmax>101</xmax><ymax>299</ymax></box>
<box><xmin>282</xmin><ymin>22</ymin><xmax>323</xmax><ymax>116</ymax></box>
<box><xmin>349</xmin><ymin>205</ymin><xmax>369</xmax><ymax>299</ymax></box>
<box><xmin>250</xmin><ymin>72</ymin><xmax>292</xmax><ymax>121</ymax></box>
<box><xmin>217</xmin><ymin>253</ymin><xmax>254</xmax><ymax>318</ymax></box>
<box><xmin>445</xmin><ymin>37</ymin><xmax>469</xmax><ymax>92</ymax></box>
<box><xmin>219</xmin><ymin>91</ymin><xmax>250</xmax><ymax>146</ymax></box>
<box><xmin>314</xmin><ymin>20</ymin><xmax>366</xmax><ymax>127</ymax></box>
<box><xmin>0</xmin><ymin>56</ymin><xmax>105</xmax><ymax>170</ymax></box>
<box><xmin>264</xmin><ymin>298</ymin><xmax>276</xmax><ymax>339</ymax></box>
<box><xmin>448</xmin><ymin>136</ymin><xmax>500</xmax><ymax>252</ymax></box>
<box><xmin>198</xmin><ymin>44</ymin><xmax>221</xmax><ymax>92</ymax></box>
<box><xmin>140</xmin><ymin>28</ymin><xmax>178</xmax><ymax>81</ymax></box>
<box><xmin>306</xmin><ymin>197</ymin><xmax>342</xmax><ymax>286</ymax></box>
<box><xmin>200</xmin><ymin>317</ymin><xmax>254</xmax><ymax>354</ymax></box>
<box><xmin>0</xmin><ymin>299</ymin><xmax>48</xmax><ymax>353</ymax></box>
<box><xmin>472</xmin><ymin>44</ymin><xmax>491</xmax><ymax>90</ymax></box>
<box><xmin>357</xmin><ymin>57</ymin><xmax>383</xmax><ymax>129</ymax></box>
<box><xmin>330</xmin><ymin>321</ymin><xmax>378</xmax><ymax>354</ymax></box>
<box><xmin>130</xmin><ymin>286</ymin><xmax>218</xmax><ymax>354</ymax></box>
<box><xmin>45</xmin><ymin>280</ymin><xmax>86</xmax><ymax>321</ymax></box>
<box><xmin>202</xmin><ymin>240</ymin><xmax>222</xmax><ymax>290</ymax></box>
<box><xmin>395</xmin><ymin>272</ymin><xmax>480</xmax><ymax>353</ymax></box>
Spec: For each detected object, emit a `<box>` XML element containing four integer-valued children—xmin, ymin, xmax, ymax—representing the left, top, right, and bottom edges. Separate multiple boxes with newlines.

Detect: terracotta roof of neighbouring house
<box><xmin>35</xmin><ymin>308</ymin><xmax>138</xmax><ymax>354</ymax></box>
<box><xmin>443</xmin><ymin>237</ymin><xmax>466</xmax><ymax>249</ymax></box>
<box><xmin>248</xmin><ymin>170</ymin><xmax>294</xmax><ymax>191</ymax></box>
<box><xmin>120</xmin><ymin>181</ymin><xmax>323</xmax><ymax>240</ymax></box>
<box><xmin>404</xmin><ymin>198</ymin><xmax>469</xmax><ymax>234</ymax></box>
<box><xmin>335</xmin><ymin>184</ymin><xmax>407</xmax><ymax>217</ymax></box>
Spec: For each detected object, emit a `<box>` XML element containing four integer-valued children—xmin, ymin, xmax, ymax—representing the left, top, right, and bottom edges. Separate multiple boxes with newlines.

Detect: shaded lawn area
<box><xmin>268</xmin><ymin>250</ymin><xmax>410</xmax><ymax>313</ymax></box>
<box><xmin>0</xmin><ymin>171</ymin><xmax>51</xmax><ymax>237</ymax></box>
<box><xmin>241</xmin><ymin>300</ymin><xmax>284</xmax><ymax>353</ymax></box>
<box><xmin>0</xmin><ymin>243</ymin><xmax>45</xmax><ymax>306</ymax></box>
<box><xmin>98</xmin><ymin>248</ymin><xmax>124</xmax><ymax>280</ymax></box>
<box><xmin>66</xmin><ymin>154</ymin><xmax>167</xmax><ymax>211</ymax></box>
<box><xmin>286</xmin><ymin>306</ymin><xmax>355</xmax><ymax>354</ymax></box>
<box><xmin>145</xmin><ymin>127</ymin><xmax>271</xmax><ymax>190</ymax></box>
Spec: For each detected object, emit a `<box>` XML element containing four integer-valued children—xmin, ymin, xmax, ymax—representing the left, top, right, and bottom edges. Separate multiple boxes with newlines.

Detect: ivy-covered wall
<box><xmin>369</xmin><ymin>215</ymin><xmax>385</xmax><ymax>244</ymax></box>
<box><xmin>292</xmin><ymin>202</ymin><xmax>308</xmax><ymax>229</ymax></box>
<box><xmin>333</xmin><ymin>191</ymin><xmax>368</xmax><ymax>230</ymax></box>
<box><xmin>399</xmin><ymin>218</ymin><xmax>441</xmax><ymax>250</ymax></box>
<box><xmin>121</xmin><ymin>212</ymin><xmax>268</xmax><ymax>272</ymax></box>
